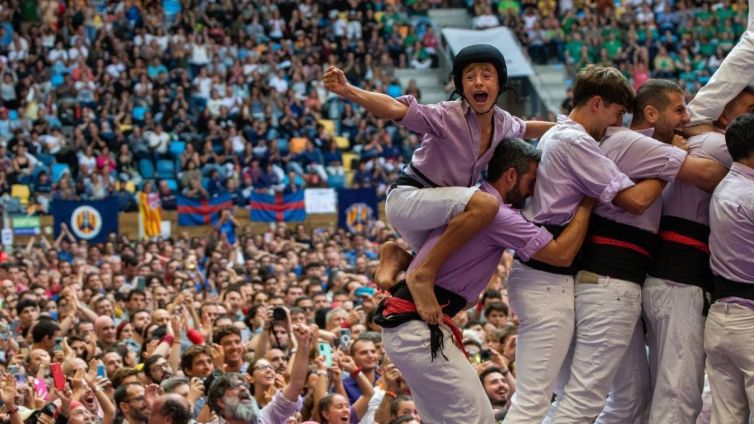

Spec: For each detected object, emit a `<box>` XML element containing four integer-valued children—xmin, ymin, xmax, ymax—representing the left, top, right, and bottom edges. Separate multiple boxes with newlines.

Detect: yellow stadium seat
<box><xmin>345</xmin><ymin>171</ymin><xmax>354</xmax><ymax>187</ymax></box>
<box><xmin>290</xmin><ymin>137</ymin><xmax>309</xmax><ymax>155</ymax></box>
<box><xmin>342</xmin><ymin>152</ymin><xmax>357</xmax><ymax>172</ymax></box>
<box><xmin>334</xmin><ymin>136</ymin><xmax>350</xmax><ymax>150</ymax></box>
<box><xmin>11</xmin><ymin>184</ymin><xmax>30</xmax><ymax>206</ymax></box>
<box><xmin>318</xmin><ymin>119</ymin><xmax>335</xmax><ymax>135</ymax></box>
<box><xmin>125</xmin><ymin>181</ymin><xmax>136</xmax><ymax>193</ymax></box>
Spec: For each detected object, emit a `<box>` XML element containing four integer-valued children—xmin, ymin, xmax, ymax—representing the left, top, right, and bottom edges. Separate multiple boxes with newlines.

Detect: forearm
<box><xmin>340</xmin><ymin>84</ymin><xmax>408</xmax><ymax>121</ymax></box>
<box><xmin>77</xmin><ymin>304</ymin><xmax>99</xmax><ymax>322</ymax></box>
<box><xmin>522</xmin><ymin>120</ymin><xmax>554</xmax><ymax>139</ymax></box>
<box><xmin>281</xmin><ymin>342</ymin><xmax>310</xmax><ymax>401</ymax></box>
<box><xmin>311</xmin><ymin>373</ymin><xmax>329</xmax><ymax>422</ymax></box>
<box><xmin>612</xmin><ymin>179</ymin><xmax>667</xmax><ymax>215</ymax></box>
<box><xmin>93</xmin><ymin>389</ymin><xmax>116</xmax><ymax>419</ymax></box>
<box><xmin>532</xmin><ymin>202</ymin><xmax>593</xmax><ymax>267</ymax></box>
<box><xmin>678</xmin><ymin>156</ymin><xmax>728</xmax><ymax>193</ymax></box>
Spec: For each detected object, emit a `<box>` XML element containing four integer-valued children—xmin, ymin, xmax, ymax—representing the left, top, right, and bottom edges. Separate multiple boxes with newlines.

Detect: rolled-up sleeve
<box><xmin>498</xmin><ymin>110</ymin><xmax>526</xmax><ymax>139</ymax></box>
<box><xmin>485</xmin><ymin>208</ymin><xmax>554</xmax><ymax>262</ymax></box>
<box><xmin>258</xmin><ymin>390</ymin><xmax>303</xmax><ymax>424</ymax></box>
<box><xmin>395</xmin><ymin>95</ymin><xmax>446</xmax><ymax>136</ymax></box>
<box><xmin>565</xmin><ymin>135</ymin><xmax>635</xmax><ymax>204</ymax></box>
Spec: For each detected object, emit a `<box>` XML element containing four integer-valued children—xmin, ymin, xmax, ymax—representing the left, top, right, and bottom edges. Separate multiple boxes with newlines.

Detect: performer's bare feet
<box><xmin>375</xmin><ymin>241</ymin><xmax>413</xmax><ymax>291</ymax></box>
<box><xmin>407</xmin><ymin>268</ymin><xmax>444</xmax><ymax>325</ymax></box>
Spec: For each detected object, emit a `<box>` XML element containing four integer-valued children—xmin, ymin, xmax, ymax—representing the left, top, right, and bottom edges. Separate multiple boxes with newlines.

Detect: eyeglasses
<box><xmin>126</xmin><ymin>395</ymin><xmax>145</xmax><ymax>403</ymax></box>
<box><xmin>253</xmin><ymin>364</ymin><xmax>274</xmax><ymax>372</ymax></box>
<box><xmin>300</xmin><ymin>307</ymin><xmax>314</xmax><ymax>311</ymax></box>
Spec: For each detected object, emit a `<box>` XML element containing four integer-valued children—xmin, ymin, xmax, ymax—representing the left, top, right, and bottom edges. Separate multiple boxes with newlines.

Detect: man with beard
<box><xmin>377</xmin><ymin>138</ymin><xmax>597</xmax><ymax>423</ymax></box>
<box><xmin>115</xmin><ymin>382</ymin><xmax>150</xmax><ymax>424</ymax></box>
<box><xmin>129</xmin><ymin>309</ymin><xmax>151</xmax><ymax>345</ymax></box>
<box><xmin>144</xmin><ymin>354</ymin><xmax>174</xmax><ymax>385</ymax></box>
<box><xmin>208</xmin><ymin>324</ymin><xmax>313</xmax><ymax>423</ymax></box>
<box><xmin>480</xmin><ymin>367</ymin><xmax>511</xmax><ymax>420</ymax></box>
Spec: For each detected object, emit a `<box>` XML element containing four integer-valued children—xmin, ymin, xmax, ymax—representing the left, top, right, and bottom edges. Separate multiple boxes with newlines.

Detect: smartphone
<box><xmin>272</xmin><ymin>307</ymin><xmax>288</xmax><ymax>325</ymax></box>
<box><xmin>480</xmin><ymin>349</ymin><xmax>492</xmax><ymax>362</ymax></box>
<box><xmin>54</xmin><ymin>337</ymin><xmax>64</xmax><ymax>352</ymax></box>
<box><xmin>136</xmin><ymin>276</ymin><xmax>147</xmax><ymax>291</ymax></box>
<box><xmin>97</xmin><ymin>363</ymin><xmax>106</xmax><ymax>379</ymax></box>
<box><xmin>51</xmin><ymin>362</ymin><xmax>65</xmax><ymax>391</ymax></box>
<box><xmin>8</xmin><ymin>365</ymin><xmax>24</xmax><ymax>384</ymax></box>
<box><xmin>318</xmin><ymin>342</ymin><xmax>333</xmax><ymax>368</ymax></box>
<box><xmin>34</xmin><ymin>378</ymin><xmax>49</xmax><ymax>400</ymax></box>
<box><xmin>354</xmin><ymin>287</ymin><xmax>376</xmax><ymax>297</ymax></box>
<box><xmin>339</xmin><ymin>328</ymin><xmax>351</xmax><ymax>349</ymax></box>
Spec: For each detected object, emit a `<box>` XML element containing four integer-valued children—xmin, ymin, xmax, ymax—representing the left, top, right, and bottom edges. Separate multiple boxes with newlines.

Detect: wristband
<box><xmin>7</xmin><ymin>407</ymin><xmax>18</xmax><ymax>414</ymax></box>
<box><xmin>161</xmin><ymin>335</ymin><xmax>175</xmax><ymax>345</ymax></box>
<box><xmin>385</xmin><ymin>391</ymin><xmax>396</xmax><ymax>399</ymax></box>
<box><xmin>350</xmin><ymin>367</ymin><xmax>362</xmax><ymax>379</ymax></box>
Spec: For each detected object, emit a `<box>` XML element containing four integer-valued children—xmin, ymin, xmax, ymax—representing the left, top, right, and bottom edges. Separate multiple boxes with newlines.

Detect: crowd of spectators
<box><xmin>0</xmin><ymin>0</ymin><xmax>448</xmax><ymax>215</ymax></box>
<box><xmin>0</xmin><ymin>218</ymin><xmax>518</xmax><ymax>423</ymax></box>
<box><xmin>469</xmin><ymin>0</ymin><xmax>750</xmax><ymax>96</ymax></box>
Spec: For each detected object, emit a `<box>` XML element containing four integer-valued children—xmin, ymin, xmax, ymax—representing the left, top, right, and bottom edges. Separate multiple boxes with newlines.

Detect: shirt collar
<box><xmin>731</xmin><ymin>162</ymin><xmax>754</xmax><ymax>180</ymax></box>
<box><xmin>603</xmin><ymin>126</ymin><xmax>654</xmax><ymax>138</ymax></box>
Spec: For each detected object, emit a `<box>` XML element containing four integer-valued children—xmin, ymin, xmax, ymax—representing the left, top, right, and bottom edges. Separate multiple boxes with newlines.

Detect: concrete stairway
<box><xmin>394</xmin><ymin>68</ymin><xmax>448</xmax><ymax>105</ymax></box>
<box><xmin>529</xmin><ymin>63</ymin><xmax>570</xmax><ymax>115</ymax></box>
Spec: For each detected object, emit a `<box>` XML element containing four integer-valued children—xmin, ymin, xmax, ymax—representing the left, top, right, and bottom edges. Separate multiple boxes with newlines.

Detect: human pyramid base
<box><xmin>323</xmin><ymin>10</ymin><xmax>754</xmax><ymax>423</ymax></box>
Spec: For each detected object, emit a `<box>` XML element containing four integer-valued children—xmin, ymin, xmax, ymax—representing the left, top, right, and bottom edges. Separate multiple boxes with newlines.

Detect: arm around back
<box><xmin>530</xmin><ymin>197</ymin><xmax>596</xmax><ymax>267</ymax></box>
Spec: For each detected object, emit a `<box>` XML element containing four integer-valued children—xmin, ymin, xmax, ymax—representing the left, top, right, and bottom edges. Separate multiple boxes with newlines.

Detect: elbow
<box><xmin>552</xmin><ymin>253</ymin><xmax>574</xmax><ymax>268</ymax></box>
<box><xmin>621</xmin><ymin>198</ymin><xmax>651</xmax><ymax>215</ymax></box>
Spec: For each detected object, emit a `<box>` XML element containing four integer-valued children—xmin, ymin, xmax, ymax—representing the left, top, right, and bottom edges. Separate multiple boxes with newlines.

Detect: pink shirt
<box><xmin>709</xmin><ymin>162</ymin><xmax>754</xmax><ymax>284</ymax></box>
<box><xmin>407</xmin><ymin>182</ymin><xmax>553</xmax><ymax>304</ymax></box>
<box><xmin>522</xmin><ymin>116</ymin><xmax>635</xmax><ymax>226</ymax></box>
<box><xmin>595</xmin><ymin>127</ymin><xmax>687</xmax><ymax>232</ymax></box>
<box><xmin>662</xmin><ymin>131</ymin><xmax>733</xmax><ymax>225</ymax></box>
<box><xmin>397</xmin><ymin>96</ymin><xmax>526</xmax><ymax>187</ymax></box>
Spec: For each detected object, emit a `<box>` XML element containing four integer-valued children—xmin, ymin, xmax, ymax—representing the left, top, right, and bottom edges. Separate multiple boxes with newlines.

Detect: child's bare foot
<box><xmin>407</xmin><ymin>269</ymin><xmax>443</xmax><ymax>325</ymax></box>
<box><xmin>375</xmin><ymin>241</ymin><xmax>413</xmax><ymax>291</ymax></box>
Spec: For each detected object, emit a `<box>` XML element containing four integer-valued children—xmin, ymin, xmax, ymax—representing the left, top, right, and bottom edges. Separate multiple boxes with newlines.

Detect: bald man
<box><xmin>151</xmin><ymin>394</ymin><xmax>192</xmax><ymax>424</ymax></box>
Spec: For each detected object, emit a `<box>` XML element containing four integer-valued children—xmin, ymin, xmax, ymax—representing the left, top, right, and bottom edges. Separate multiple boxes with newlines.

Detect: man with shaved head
<box><xmin>151</xmin><ymin>394</ymin><xmax>192</xmax><ymax>424</ymax></box>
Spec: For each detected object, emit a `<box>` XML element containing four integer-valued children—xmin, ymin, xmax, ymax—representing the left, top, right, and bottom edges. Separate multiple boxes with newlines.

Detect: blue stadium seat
<box><xmin>327</xmin><ymin>173</ymin><xmax>345</xmax><ymax>188</ymax></box>
<box><xmin>169</xmin><ymin>141</ymin><xmax>186</xmax><ymax>157</ymax></box>
<box><xmin>51</xmin><ymin>163</ymin><xmax>70</xmax><ymax>183</ymax></box>
<box><xmin>165</xmin><ymin>178</ymin><xmax>178</xmax><ymax>193</ymax></box>
<box><xmin>156</xmin><ymin>159</ymin><xmax>175</xmax><ymax>179</ymax></box>
<box><xmin>37</xmin><ymin>153</ymin><xmax>54</xmax><ymax>168</ymax></box>
<box><xmin>139</xmin><ymin>159</ymin><xmax>155</xmax><ymax>180</ymax></box>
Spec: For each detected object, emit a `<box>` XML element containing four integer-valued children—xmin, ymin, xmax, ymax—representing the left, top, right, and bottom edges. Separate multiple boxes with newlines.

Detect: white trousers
<box><xmin>642</xmin><ymin>276</ymin><xmax>706</xmax><ymax>424</ymax></box>
<box><xmin>383</xmin><ymin>320</ymin><xmax>494</xmax><ymax>424</ymax></box>
<box><xmin>503</xmin><ymin>263</ymin><xmax>575</xmax><ymax>424</ymax></box>
<box><xmin>688</xmin><ymin>4</ymin><xmax>754</xmax><ymax>125</ymax></box>
<box><xmin>385</xmin><ymin>185</ymin><xmax>478</xmax><ymax>252</ymax></box>
<box><xmin>552</xmin><ymin>272</ymin><xmax>642</xmax><ymax>423</ymax></box>
<box><xmin>704</xmin><ymin>302</ymin><xmax>754</xmax><ymax>424</ymax></box>
<box><xmin>596</xmin><ymin>321</ymin><xmax>651</xmax><ymax>424</ymax></box>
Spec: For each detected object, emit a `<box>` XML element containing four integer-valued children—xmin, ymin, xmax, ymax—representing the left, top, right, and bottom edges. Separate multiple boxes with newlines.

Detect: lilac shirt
<box><xmin>406</xmin><ymin>182</ymin><xmax>553</xmax><ymax>304</ymax></box>
<box><xmin>257</xmin><ymin>390</ymin><xmax>304</xmax><ymax>424</ymax></box>
<box><xmin>522</xmin><ymin>116</ymin><xmax>635</xmax><ymax>226</ymax></box>
<box><xmin>397</xmin><ymin>96</ymin><xmax>526</xmax><ymax>187</ymax></box>
<box><xmin>594</xmin><ymin>127</ymin><xmax>687</xmax><ymax>232</ymax></box>
<box><xmin>662</xmin><ymin>131</ymin><xmax>733</xmax><ymax>225</ymax></box>
<box><xmin>709</xmin><ymin>162</ymin><xmax>754</xmax><ymax>284</ymax></box>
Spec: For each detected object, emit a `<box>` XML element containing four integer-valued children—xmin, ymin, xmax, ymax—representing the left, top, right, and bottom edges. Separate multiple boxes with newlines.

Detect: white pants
<box><xmin>385</xmin><ymin>185</ymin><xmax>478</xmax><ymax>252</ymax></box>
<box><xmin>552</xmin><ymin>272</ymin><xmax>642</xmax><ymax>423</ymax></box>
<box><xmin>383</xmin><ymin>320</ymin><xmax>494</xmax><ymax>424</ymax></box>
<box><xmin>704</xmin><ymin>302</ymin><xmax>754</xmax><ymax>424</ymax></box>
<box><xmin>596</xmin><ymin>322</ymin><xmax>651</xmax><ymax>424</ymax></box>
<box><xmin>503</xmin><ymin>263</ymin><xmax>575</xmax><ymax>424</ymax></box>
<box><xmin>643</xmin><ymin>277</ymin><xmax>706</xmax><ymax>424</ymax></box>
<box><xmin>688</xmin><ymin>5</ymin><xmax>754</xmax><ymax>125</ymax></box>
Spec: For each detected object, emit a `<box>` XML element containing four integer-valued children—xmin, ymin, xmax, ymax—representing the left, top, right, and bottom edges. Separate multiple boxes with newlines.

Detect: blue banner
<box><xmin>337</xmin><ymin>188</ymin><xmax>378</xmax><ymax>233</ymax></box>
<box><xmin>176</xmin><ymin>194</ymin><xmax>233</xmax><ymax>226</ymax></box>
<box><xmin>52</xmin><ymin>198</ymin><xmax>119</xmax><ymax>243</ymax></box>
<box><xmin>250</xmin><ymin>191</ymin><xmax>306</xmax><ymax>222</ymax></box>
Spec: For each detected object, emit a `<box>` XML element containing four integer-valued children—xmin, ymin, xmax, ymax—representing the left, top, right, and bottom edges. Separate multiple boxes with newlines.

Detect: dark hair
<box><xmin>144</xmin><ymin>354</ymin><xmax>166</xmax><ymax>382</ymax></box>
<box><xmin>484</xmin><ymin>302</ymin><xmax>509</xmax><ymax>318</ymax></box>
<box><xmin>478</xmin><ymin>366</ymin><xmax>507</xmax><ymax>384</ymax></box>
<box><xmin>160</xmin><ymin>376</ymin><xmax>189</xmax><ymax>393</ymax></box>
<box><xmin>16</xmin><ymin>298</ymin><xmax>39</xmax><ymax>315</ymax></box>
<box><xmin>726</xmin><ymin>113</ymin><xmax>754</xmax><ymax>161</ymax></box>
<box><xmin>129</xmin><ymin>309</ymin><xmax>150</xmax><ymax>324</ymax></box>
<box><xmin>389</xmin><ymin>395</ymin><xmax>413</xmax><ymax>418</ymax></box>
<box><xmin>213</xmin><ymin>325</ymin><xmax>241</xmax><ymax>345</ymax></box>
<box><xmin>631</xmin><ymin>79</ymin><xmax>684</xmax><ymax>126</ymax></box>
<box><xmin>389</xmin><ymin>416</ymin><xmax>419</xmax><ymax>424</ymax></box>
<box><xmin>158</xmin><ymin>396</ymin><xmax>192</xmax><ymax>424</ymax></box>
<box><xmin>111</xmin><ymin>367</ymin><xmax>139</xmax><ymax>389</ymax></box>
<box><xmin>114</xmin><ymin>382</ymin><xmax>140</xmax><ymax>413</ymax></box>
<box><xmin>486</xmin><ymin>138</ymin><xmax>541</xmax><ymax>183</ymax></box>
<box><xmin>572</xmin><ymin>65</ymin><xmax>634</xmax><ymax>112</ymax></box>
<box><xmin>32</xmin><ymin>318</ymin><xmax>59</xmax><ymax>343</ymax></box>
<box><xmin>180</xmin><ymin>345</ymin><xmax>212</xmax><ymax>375</ymax></box>
<box><xmin>127</xmin><ymin>289</ymin><xmax>146</xmax><ymax>301</ymax></box>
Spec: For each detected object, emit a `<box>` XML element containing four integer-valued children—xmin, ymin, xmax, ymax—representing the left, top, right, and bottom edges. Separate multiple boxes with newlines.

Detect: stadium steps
<box><xmin>529</xmin><ymin>64</ymin><xmax>569</xmax><ymax>115</ymax></box>
<box><xmin>428</xmin><ymin>8</ymin><xmax>472</xmax><ymax>29</ymax></box>
<box><xmin>394</xmin><ymin>68</ymin><xmax>448</xmax><ymax>105</ymax></box>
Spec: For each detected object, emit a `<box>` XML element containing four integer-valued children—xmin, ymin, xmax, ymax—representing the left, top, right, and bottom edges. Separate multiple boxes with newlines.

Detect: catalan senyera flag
<box><xmin>249</xmin><ymin>191</ymin><xmax>306</xmax><ymax>222</ymax></box>
<box><xmin>138</xmin><ymin>191</ymin><xmax>162</xmax><ymax>238</ymax></box>
<box><xmin>176</xmin><ymin>194</ymin><xmax>233</xmax><ymax>226</ymax></box>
